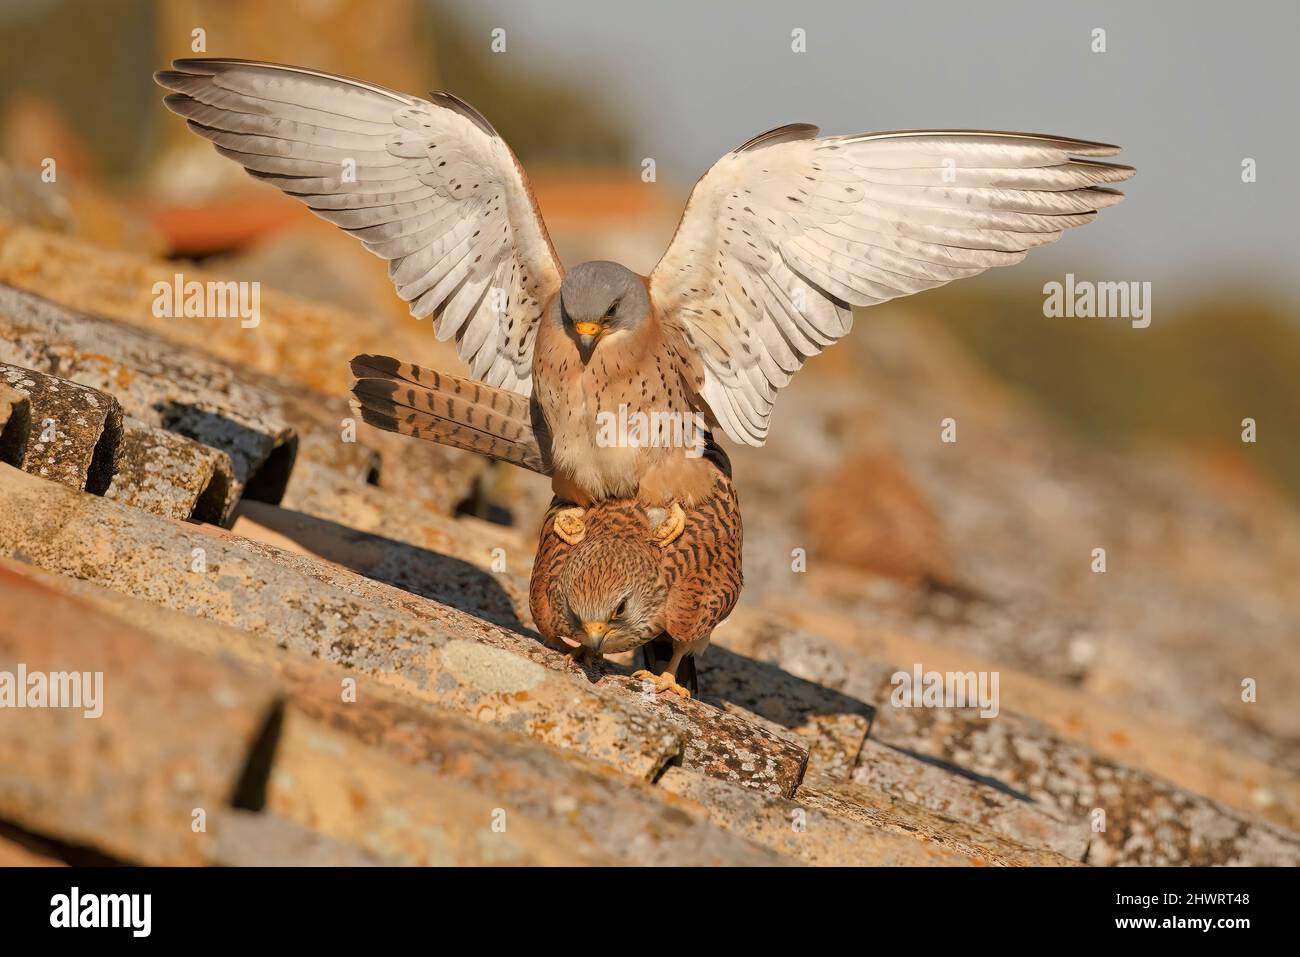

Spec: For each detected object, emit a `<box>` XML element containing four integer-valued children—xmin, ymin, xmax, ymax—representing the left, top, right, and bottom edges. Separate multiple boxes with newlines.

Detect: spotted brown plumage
<box><xmin>530</xmin><ymin>463</ymin><xmax>742</xmax><ymax>697</ymax></box>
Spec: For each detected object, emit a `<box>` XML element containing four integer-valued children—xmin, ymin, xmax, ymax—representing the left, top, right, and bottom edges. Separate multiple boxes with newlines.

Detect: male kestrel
<box><xmin>158</xmin><ymin>59</ymin><xmax>1134</xmax><ymax>538</ymax></box>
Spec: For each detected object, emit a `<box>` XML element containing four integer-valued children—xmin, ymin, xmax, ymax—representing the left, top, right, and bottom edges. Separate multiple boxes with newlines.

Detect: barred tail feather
<box><xmin>349</xmin><ymin>354</ymin><xmax>551</xmax><ymax>474</ymax></box>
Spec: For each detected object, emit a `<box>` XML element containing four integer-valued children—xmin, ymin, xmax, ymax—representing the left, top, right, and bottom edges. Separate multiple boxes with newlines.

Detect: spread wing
<box><xmin>156</xmin><ymin>58</ymin><xmax>563</xmax><ymax>394</ymax></box>
<box><xmin>649</xmin><ymin>126</ymin><xmax>1134</xmax><ymax>445</ymax></box>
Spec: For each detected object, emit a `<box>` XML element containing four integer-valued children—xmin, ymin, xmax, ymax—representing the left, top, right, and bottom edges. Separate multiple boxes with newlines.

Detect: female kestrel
<box><xmin>158</xmin><ymin>58</ymin><xmax>1134</xmax><ymax>545</ymax></box>
<box><xmin>530</xmin><ymin>451</ymin><xmax>742</xmax><ymax>698</ymax></box>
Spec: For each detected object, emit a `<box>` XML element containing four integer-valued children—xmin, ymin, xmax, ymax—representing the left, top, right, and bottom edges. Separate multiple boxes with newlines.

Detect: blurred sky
<box><xmin>449</xmin><ymin>0</ymin><xmax>1299</xmax><ymax>302</ymax></box>
<box><xmin>0</xmin><ymin>0</ymin><xmax>1294</xmax><ymax>304</ymax></box>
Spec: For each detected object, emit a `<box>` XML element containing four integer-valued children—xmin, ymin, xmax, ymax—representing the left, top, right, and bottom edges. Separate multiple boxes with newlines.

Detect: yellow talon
<box><xmin>650</xmin><ymin>501</ymin><xmax>686</xmax><ymax>548</ymax></box>
<box><xmin>552</xmin><ymin>507</ymin><xmax>586</xmax><ymax>545</ymax></box>
<box><xmin>632</xmin><ymin>668</ymin><xmax>691</xmax><ymax>699</ymax></box>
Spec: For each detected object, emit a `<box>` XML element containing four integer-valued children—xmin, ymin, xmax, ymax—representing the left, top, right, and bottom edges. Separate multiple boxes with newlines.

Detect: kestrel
<box><xmin>530</xmin><ymin>453</ymin><xmax>742</xmax><ymax>698</ymax></box>
<box><xmin>351</xmin><ymin>354</ymin><xmax>741</xmax><ymax>697</ymax></box>
<box><xmin>158</xmin><ymin>59</ymin><xmax>1134</xmax><ymax>538</ymax></box>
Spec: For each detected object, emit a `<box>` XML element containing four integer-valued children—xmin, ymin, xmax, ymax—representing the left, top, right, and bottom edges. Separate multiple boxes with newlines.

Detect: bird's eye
<box><xmin>612</xmin><ymin>599</ymin><xmax>627</xmax><ymax>620</ymax></box>
<box><xmin>604</xmin><ymin>301</ymin><xmax>618</xmax><ymax>319</ymax></box>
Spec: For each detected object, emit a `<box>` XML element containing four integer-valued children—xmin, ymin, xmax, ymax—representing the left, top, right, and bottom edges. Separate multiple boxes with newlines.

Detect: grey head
<box><xmin>558</xmin><ymin>261</ymin><xmax>649</xmax><ymax>362</ymax></box>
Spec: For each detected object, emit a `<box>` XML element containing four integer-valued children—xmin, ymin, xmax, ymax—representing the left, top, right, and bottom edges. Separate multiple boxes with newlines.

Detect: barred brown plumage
<box><xmin>530</xmin><ymin>466</ymin><xmax>742</xmax><ymax>698</ymax></box>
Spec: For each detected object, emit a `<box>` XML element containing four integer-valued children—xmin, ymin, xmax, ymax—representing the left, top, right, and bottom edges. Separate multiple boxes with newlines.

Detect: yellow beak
<box><xmin>582</xmin><ymin>621</ymin><xmax>610</xmax><ymax>644</ymax></box>
<box><xmin>573</xmin><ymin>322</ymin><xmax>603</xmax><ymax>362</ymax></box>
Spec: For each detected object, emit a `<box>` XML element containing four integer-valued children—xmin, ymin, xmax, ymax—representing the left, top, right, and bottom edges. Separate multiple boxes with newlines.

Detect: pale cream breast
<box><xmin>534</xmin><ymin>302</ymin><xmax>705</xmax><ymax>503</ymax></box>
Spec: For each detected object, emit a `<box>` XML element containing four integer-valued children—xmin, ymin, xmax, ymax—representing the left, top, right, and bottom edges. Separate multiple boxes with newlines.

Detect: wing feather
<box><xmin>650</xmin><ymin>127</ymin><xmax>1133</xmax><ymax>444</ymax></box>
<box><xmin>157</xmin><ymin>58</ymin><xmax>562</xmax><ymax>394</ymax></box>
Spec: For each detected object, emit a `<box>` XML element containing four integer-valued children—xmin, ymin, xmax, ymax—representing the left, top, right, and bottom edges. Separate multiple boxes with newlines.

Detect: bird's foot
<box><xmin>552</xmin><ymin>507</ymin><xmax>586</xmax><ymax>545</ymax></box>
<box><xmin>632</xmin><ymin>668</ymin><xmax>691</xmax><ymax>699</ymax></box>
<box><xmin>649</xmin><ymin>501</ymin><xmax>686</xmax><ymax>548</ymax></box>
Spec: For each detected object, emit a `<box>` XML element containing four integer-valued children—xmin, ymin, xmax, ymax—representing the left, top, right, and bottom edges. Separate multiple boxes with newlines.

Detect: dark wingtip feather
<box><xmin>428</xmin><ymin>91</ymin><xmax>498</xmax><ymax>138</ymax></box>
<box><xmin>161</xmin><ymin>92</ymin><xmax>194</xmax><ymax>115</ymax></box>
<box><xmin>732</xmin><ymin>122</ymin><xmax>820</xmax><ymax>154</ymax></box>
<box><xmin>153</xmin><ymin>69</ymin><xmax>190</xmax><ymax>90</ymax></box>
<box><xmin>171</xmin><ymin>57</ymin><xmax>259</xmax><ymax>73</ymax></box>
